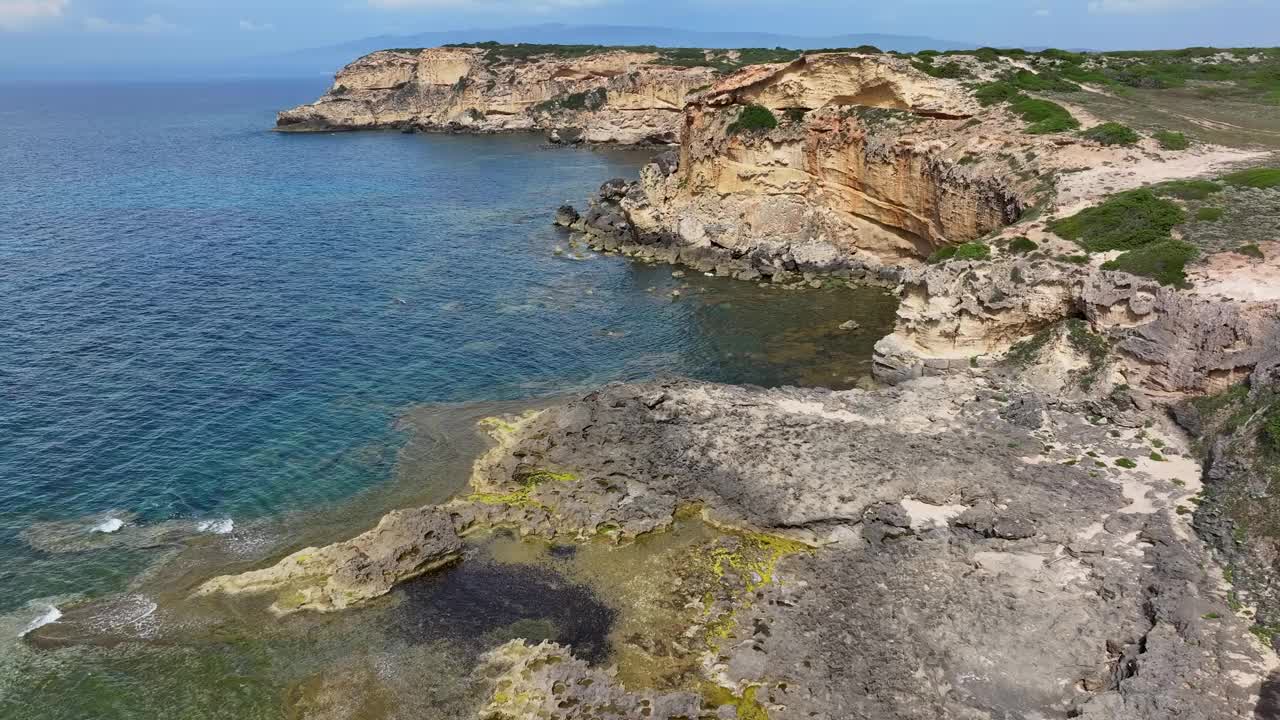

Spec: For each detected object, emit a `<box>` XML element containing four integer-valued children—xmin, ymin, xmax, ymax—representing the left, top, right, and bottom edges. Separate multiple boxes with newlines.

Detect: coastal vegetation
<box><xmin>1155</xmin><ymin>130</ymin><xmax>1190</xmax><ymax>150</ymax></box>
<box><xmin>1225</xmin><ymin>168</ymin><xmax>1280</xmax><ymax>189</ymax></box>
<box><xmin>1050</xmin><ymin>190</ymin><xmax>1186</xmax><ymax>252</ymax></box>
<box><xmin>1081</xmin><ymin>122</ymin><xmax>1140</xmax><ymax>146</ymax></box>
<box><xmin>728</xmin><ymin>104</ymin><xmax>779</xmax><ymax>134</ymax></box>
<box><xmin>1008</xmin><ymin>236</ymin><xmax>1038</xmax><ymax>253</ymax></box>
<box><xmin>1101</xmin><ymin>240</ymin><xmax>1199</xmax><ymax>288</ymax></box>
<box><xmin>928</xmin><ymin>241</ymin><xmax>991</xmax><ymax>263</ymax></box>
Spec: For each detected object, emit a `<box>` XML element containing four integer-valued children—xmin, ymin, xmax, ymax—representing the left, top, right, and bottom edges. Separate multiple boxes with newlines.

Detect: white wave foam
<box><xmin>196</xmin><ymin>519</ymin><xmax>234</xmax><ymax>535</ymax></box>
<box><xmin>91</xmin><ymin>518</ymin><xmax>125</xmax><ymax>534</ymax></box>
<box><xmin>18</xmin><ymin>605</ymin><xmax>61</xmax><ymax>637</ymax></box>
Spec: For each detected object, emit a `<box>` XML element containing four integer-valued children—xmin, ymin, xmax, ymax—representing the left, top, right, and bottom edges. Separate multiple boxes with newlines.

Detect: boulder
<box><xmin>196</xmin><ymin>506</ymin><xmax>461</xmax><ymax>615</ymax></box>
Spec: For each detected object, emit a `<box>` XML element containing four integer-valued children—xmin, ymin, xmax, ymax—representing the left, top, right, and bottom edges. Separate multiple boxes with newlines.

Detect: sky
<box><xmin>0</xmin><ymin>0</ymin><xmax>1277</xmax><ymax>75</ymax></box>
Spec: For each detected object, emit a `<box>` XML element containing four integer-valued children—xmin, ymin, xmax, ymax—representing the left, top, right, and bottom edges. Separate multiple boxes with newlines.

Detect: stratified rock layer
<box><xmin>277</xmin><ymin>47</ymin><xmax>717</xmax><ymax>145</ymax></box>
<box><xmin>872</xmin><ymin>255</ymin><xmax>1280</xmax><ymax>397</ymax></box>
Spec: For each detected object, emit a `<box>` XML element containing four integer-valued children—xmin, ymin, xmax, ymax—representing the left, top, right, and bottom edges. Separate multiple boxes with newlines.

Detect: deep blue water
<box><xmin>0</xmin><ymin>80</ymin><xmax>896</xmax><ymax>615</ymax></box>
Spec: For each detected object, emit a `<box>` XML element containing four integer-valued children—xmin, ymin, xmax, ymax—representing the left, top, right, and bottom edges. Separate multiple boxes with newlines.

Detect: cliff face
<box><xmin>622</xmin><ymin>54</ymin><xmax>1031</xmax><ymax>268</ymax></box>
<box><xmin>277</xmin><ymin>47</ymin><xmax>718</xmax><ymax>145</ymax></box>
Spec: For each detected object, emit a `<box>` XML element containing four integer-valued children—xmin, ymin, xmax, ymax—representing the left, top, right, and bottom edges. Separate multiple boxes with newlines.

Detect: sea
<box><xmin>0</xmin><ymin>78</ymin><xmax>897</xmax><ymax>718</ymax></box>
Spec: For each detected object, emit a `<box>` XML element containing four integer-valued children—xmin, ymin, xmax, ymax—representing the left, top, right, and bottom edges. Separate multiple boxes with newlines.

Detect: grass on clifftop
<box><xmin>974</xmin><ymin>77</ymin><xmax>1080</xmax><ymax>135</ymax></box>
<box><xmin>1050</xmin><ymin>189</ymin><xmax>1187</xmax><ymax>252</ymax></box>
<box><xmin>728</xmin><ymin>105</ymin><xmax>779</xmax><ymax>134</ymax></box>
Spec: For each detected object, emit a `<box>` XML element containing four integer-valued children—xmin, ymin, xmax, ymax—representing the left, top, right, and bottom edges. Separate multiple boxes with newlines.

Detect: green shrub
<box><xmin>914</xmin><ymin>61</ymin><xmax>969</xmax><ymax>79</ymax></box>
<box><xmin>1050</xmin><ymin>189</ymin><xmax>1186</xmax><ymax>252</ymax></box>
<box><xmin>1152</xmin><ymin>179</ymin><xmax>1223</xmax><ymax>200</ymax></box>
<box><xmin>1081</xmin><ymin>122</ymin><xmax>1140</xmax><ymax>146</ymax></box>
<box><xmin>927</xmin><ymin>246</ymin><xmax>957</xmax><ymax>263</ymax></box>
<box><xmin>1101</xmin><ymin>240</ymin><xmax>1199</xmax><ymax>288</ymax></box>
<box><xmin>953</xmin><ymin>242</ymin><xmax>992</xmax><ymax>261</ymax></box>
<box><xmin>1223</xmin><ymin>167</ymin><xmax>1280</xmax><ymax>189</ymax></box>
<box><xmin>1010</xmin><ymin>97</ymin><xmax>1080</xmax><ymax>134</ymax></box>
<box><xmin>974</xmin><ymin>47</ymin><xmax>1001</xmax><ymax>63</ymax></box>
<box><xmin>1008</xmin><ymin>236</ymin><xmax>1038</xmax><ymax>253</ymax></box>
<box><xmin>1154</xmin><ymin>130</ymin><xmax>1190</xmax><ymax>150</ymax></box>
<box><xmin>1196</xmin><ymin>207</ymin><xmax>1225</xmax><ymax>221</ymax></box>
<box><xmin>974</xmin><ymin>82</ymin><xmax>1022</xmax><ymax>106</ymax></box>
<box><xmin>928</xmin><ymin>242</ymin><xmax>991</xmax><ymax>263</ymax></box>
<box><xmin>1008</xmin><ymin>69</ymin><xmax>1081</xmax><ymax>93</ymax></box>
<box><xmin>1115</xmin><ymin>458</ymin><xmax>1138</xmax><ymax>469</ymax></box>
<box><xmin>1237</xmin><ymin>244</ymin><xmax>1265</xmax><ymax>259</ymax></box>
<box><xmin>728</xmin><ymin>104</ymin><xmax>779</xmax><ymax>134</ymax></box>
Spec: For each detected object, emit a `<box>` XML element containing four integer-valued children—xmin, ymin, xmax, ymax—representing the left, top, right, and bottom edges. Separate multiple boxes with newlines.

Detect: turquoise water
<box><xmin>0</xmin><ymin>80</ymin><xmax>896</xmax><ymax>717</ymax></box>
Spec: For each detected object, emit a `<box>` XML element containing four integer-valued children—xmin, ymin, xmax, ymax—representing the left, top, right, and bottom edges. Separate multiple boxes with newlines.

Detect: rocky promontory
<box><xmin>199</xmin><ymin>370</ymin><xmax>1280</xmax><ymax>719</ymax></box>
<box><xmin>276</xmin><ymin>45</ymin><xmax>720</xmax><ymax>144</ymax></box>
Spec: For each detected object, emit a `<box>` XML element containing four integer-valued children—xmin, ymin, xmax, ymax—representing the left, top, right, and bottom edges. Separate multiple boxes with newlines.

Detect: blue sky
<box><xmin>0</xmin><ymin>0</ymin><xmax>1277</xmax><ymax>72</ymax></box>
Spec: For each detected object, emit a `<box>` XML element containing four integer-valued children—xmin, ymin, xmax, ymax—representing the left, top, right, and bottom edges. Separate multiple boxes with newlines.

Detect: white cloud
<box><xmin>0</xmin><ymin>0</ymin><xmax>68</xmax><ymax>31</ymax></box>
<box><xmin>1034</xmin><ymin>8</ymin><xmax>1051</xmax><ymax>15</ymax></box>
<box><xmin>368</xmin><ymin>0</ymin><xmax>609</xmax><ymax>9</ymax></box>
<box><xmin>239</xmin><ymin>19</ymin><xmax>275</xmax><ymax>32</ymax></box>
<box><xmin>84</xmin><ymin>14</ymin><xmax>178</xmax><ymax>33</ymax></box>
<box><xmin>1087</xmin><ymin>0</ymin><xmax>1220</xmax><ymax>13</ymax></box>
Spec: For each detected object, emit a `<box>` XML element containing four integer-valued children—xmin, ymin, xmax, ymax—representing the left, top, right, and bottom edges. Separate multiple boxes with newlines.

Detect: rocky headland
<box><xmin>187</xmin><ymin>45</ymin><xmax>1280</xmax><ymax>718</ymax></box>
<box><xmin>276</xmin><ymin>44</ymin><xmax>721</xmax><ymax>145</ymax></box>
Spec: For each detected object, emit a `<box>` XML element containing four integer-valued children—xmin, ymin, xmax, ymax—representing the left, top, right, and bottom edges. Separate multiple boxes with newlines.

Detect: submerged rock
<box><xmin>196</xmin><ymin>506</ymin><xmax>461</xmax><ymax>615</ymax></box>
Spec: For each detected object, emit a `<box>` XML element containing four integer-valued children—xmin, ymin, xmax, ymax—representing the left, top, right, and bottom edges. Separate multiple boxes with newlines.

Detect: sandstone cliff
<box><xmin>277</xmin><ymin>46</ymin><xmax>718</xmax><ymax>145</ymax></box>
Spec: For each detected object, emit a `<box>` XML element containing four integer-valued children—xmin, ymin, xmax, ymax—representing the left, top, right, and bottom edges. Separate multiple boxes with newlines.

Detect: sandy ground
<box><xmin>1188</xmin><ymin>241</ymin><xmax>1280</xmax><ymax>301</ymax></box>
<box><xmin>1053</xmin><ymin>143</ymin><xmax>1270</xmax><ymax>216</ymax></box>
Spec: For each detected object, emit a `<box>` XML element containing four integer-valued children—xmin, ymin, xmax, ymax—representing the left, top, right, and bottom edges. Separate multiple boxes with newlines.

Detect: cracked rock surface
<box><xmin>458</xmin><ymin>376</ymin><xmax>1277</xmax><ymax>719</ymax></box>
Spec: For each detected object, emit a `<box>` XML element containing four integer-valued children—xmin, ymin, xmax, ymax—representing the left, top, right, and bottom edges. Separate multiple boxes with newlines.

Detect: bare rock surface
<box><xmin>872</xmin><ymin>253</ymin><xmax>1280</xmax><ymax>397</ymax></box>
<box><xmin>449</xmin><ymin>376</ymin><xmax>1274</xmax><ymax>719</ymax></box>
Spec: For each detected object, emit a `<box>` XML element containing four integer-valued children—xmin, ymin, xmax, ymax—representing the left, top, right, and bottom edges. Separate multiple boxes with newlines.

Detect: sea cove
<box><xmin>0</xmin><ymin>79</ymin><xmax>897</xmax><ymax>718</ymax></box>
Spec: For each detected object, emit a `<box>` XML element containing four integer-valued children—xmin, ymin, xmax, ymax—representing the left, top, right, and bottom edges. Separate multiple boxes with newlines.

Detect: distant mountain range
<box><xmin>277</xmin><ymin>23</ymin><xmax>975</xmax><ymax>76</ymax></box>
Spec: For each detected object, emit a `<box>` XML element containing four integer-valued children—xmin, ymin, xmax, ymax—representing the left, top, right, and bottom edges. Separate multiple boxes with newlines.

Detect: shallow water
<box><xmin>0</xmin><ymin>79</ymin><xmax>897</xmax><ymax>718</ymax></box>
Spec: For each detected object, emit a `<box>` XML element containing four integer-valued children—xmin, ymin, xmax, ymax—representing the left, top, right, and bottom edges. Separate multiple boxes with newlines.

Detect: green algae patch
<box><xmin>708</xmin><ymin>531</ymin><xmax>811</xmax><ymax>592</ymax></box>
<box><xmin>704</xmin><ymin>684</ymin><xmax>771</xmax><ymax>719</ymax></box>
<box><xmin>698</xmin><ymin>526</ymin><xmax>813</xmax><ymax>650</ymax></box>
<box><xmin>465</xmin><ymin>467</ymin><xmax>575</xmax><ymax>510</ymax></box>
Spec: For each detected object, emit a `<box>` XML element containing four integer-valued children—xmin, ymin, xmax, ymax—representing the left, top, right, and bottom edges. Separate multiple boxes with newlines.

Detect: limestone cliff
<box><xmin>616</xmin><ymin>53</ymin><xmax>1034</xmax><ymax>270</ymax></box>
<box><xmin>277</xmin><ymin>46</ymin><xmax>718</xmax><ymax>145</ymax></box>
<box><xmin>871</xmin><ymin>255</ymin><xmax>1280</xmax><ymax>398</ymax></box>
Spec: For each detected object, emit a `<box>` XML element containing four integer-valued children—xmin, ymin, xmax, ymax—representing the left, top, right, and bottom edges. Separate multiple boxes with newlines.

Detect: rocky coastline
<box><xmin>180</xmin><ymin>45</ymin><xmax>1280</xmax><ymax>718</ymax></box>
